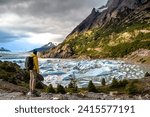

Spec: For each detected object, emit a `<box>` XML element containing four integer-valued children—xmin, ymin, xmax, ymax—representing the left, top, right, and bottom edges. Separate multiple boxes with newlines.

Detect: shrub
<box><xmin>101</xmin><ymin>78</ymin><xmax>106</xmax><ymax>86</ymax></box>
<box><xmin>68</xmin><ymin>78</ymin><xmax>77</xmax><ymax>88</ymax></box>
<box><xmin>126</xmin><ymin>81</ymin><xmax>138</xmax><ymax>95</ymax></box>
<box><xmin>35</xmin><ymin>81</ymin><xmax>45</xmax><ymax>89</ymax></box>
<box><xmin>118</xmin><ymin>79</ymin><xmax>129</xmax><ymax>87</ymax></box>
<box><xmin>68</xmin><ymin>78</ymin><xmax>78</xmax><ymax>93</ymax></box>
<box><xmin>0</xmin><ymin>61</ymin><xmax>20</xmax><ymax>72</ymax></box>
<box><xmin>45</xmin><ymin>84</ymin><xmax>55</xmax><ymax>93</ymax></box>
<box><xmin>144</xmin><ymin>72</ymin><xmax>150</xmax><ymax>77</ymax></box>
<box><xmin>88</xmin><ymin>80</ymin><xmax>98</xmax><ymax>93</ymax></box>
<box><xmin>56</xmin><ymin>84</ymin><xmax>66</xmax><ymax>94</ymax></box>
<box><xmin>8</xmin><ymin>77</ymin><xmax>17</xmax><ymax>85</ymax></box>
<box><xmin>110</xmin><ymin>78</ymin><xmax>119</xmax><ymax>88</ymax></box>
<box><xmin>0</xmin><ymin>61</ymin><xmax>46</xmax><ymax>90</ymax></box>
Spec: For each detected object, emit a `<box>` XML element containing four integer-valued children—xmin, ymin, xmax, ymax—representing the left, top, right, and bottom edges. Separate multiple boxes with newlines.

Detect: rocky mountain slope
<box><xmin>42</xmin><ymin>0</ymin><xmax>150</xmax><ymax>59</ymax></box>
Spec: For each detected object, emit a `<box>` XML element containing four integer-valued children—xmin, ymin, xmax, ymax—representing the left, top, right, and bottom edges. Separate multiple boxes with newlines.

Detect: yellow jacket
<box><xmin>30</xmin><ymin>53</ymin><xmax>39</xmax><ymax>73</ymax></box>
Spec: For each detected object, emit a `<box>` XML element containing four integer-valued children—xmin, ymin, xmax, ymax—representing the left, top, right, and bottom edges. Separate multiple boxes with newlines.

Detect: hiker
<box><xmin>27</xmin><ymin>49</ymin><xmax>39</xmax><ymax>96</ymax></box>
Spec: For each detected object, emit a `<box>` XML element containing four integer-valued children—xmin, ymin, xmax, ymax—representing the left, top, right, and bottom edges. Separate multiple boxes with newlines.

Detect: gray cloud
<box><xmin>0</xmin><ymin>0</ymin><xmax>108</xmax><ymax>43</ymax></box>
<box><xmin>0</xmin><ymin>30</ymin><xmax>29</xmax><ymax>43</ymax></box>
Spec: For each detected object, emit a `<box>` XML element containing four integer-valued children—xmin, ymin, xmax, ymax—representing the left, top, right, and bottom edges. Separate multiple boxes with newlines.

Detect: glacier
<box><xmin>0</xmin><ymin>57</ymin><xmax>146</xmax><ymax>88</ymax></box>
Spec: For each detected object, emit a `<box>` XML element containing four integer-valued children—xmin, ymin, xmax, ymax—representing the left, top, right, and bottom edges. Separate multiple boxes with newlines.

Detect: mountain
<box><xmin>42</xmin><ymin>0</ymin><xmax>150</xmax><ymax>59</ymax></box>
<box><xmin>0</xmin><ymin>47</ymin><xmax>11</xmax><ymax>52</ymax></box>
<box><xmin>32</xmin><ymin>42</ymin><xmax>56</xmax><ymax>52</ymax></box>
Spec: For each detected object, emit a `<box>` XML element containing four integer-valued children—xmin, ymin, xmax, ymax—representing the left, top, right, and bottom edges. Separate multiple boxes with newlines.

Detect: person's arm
<box><xmin>34</xmin><ymin>56</ymin><xmax>39</xmax><ymax>73</ymax></box>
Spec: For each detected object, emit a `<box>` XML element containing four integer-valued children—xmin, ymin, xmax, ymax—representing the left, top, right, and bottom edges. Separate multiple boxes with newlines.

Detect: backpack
<box><xmin>25</xmin><ymin>56</ymin><xmax>34</xmax><ymax>70</ymax></box>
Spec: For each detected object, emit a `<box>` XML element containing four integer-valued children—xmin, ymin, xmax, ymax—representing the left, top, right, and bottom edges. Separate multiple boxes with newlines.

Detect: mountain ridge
<box><xmin>0</xmin><ymin>47</ymin><xmax>11</xmax><ymax>52</ymax></box>
<box><xmin>31</xmin><ymin>42</ymin><xmax>56</xmax><ymax>52</ymax></box>
<box><xmin>41</xmin><ymin>0</ymin><xmax>150</xmax><ymax>59</ymax></box>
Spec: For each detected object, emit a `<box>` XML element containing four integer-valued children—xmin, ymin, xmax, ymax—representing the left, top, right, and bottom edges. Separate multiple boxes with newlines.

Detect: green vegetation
<box><xmin>125</xmin><ymin>81</ymin><xmax>139</xmax><ymax>95</ymax></box>
<box><xmin>42</xmin><ymin>77</ymin><xmax>150</xmax><ymax>95</ymax></box>
<box><xmin>107</xmin><ymin>36</ymin><xmax>150</xmax><ymax>58</ymax></box>
<box><xmin>56</xmin><ymin>84</ymin><xmax>66</xmax><ymax>94</ymax></box>
<box><xmin>0</xmin><ymin>61</ymin><xmax>30</xmax><ymax>86</ymax></box>
<box><xmin>119</xmin><ymin>79</ymin><xmax>129</xmax><ymax>87</ymax></box>
<box><xmin>101</xmin><ymin>78</ymin><xmax>106</xmax><ymax>86</ymax></box>
<box><xmin>110</xmin><ymin>78</ymin><xmax>119</xmax><ymax>88</ymax></box>
<box><xmin>98</xmin><ymin>78</ymin><xmax>144</xmax><ymax>95</ymax></box>
<box><xmin>87</xmin><ymin>80</ymin><xmax>98</xmax><ymax>93</ymax></box>
<box><xmin>67</xmin><ymin>78</ymin><xmax>78</xmax><ymax>93</ymax></box>
<box><xmin>0</xmin><ymin>61</ymin><xmax>46</xmax><ymax>90</ymax></box>
<box><xmin>45</xmin><ymin>84</ymin><xmax>55</xmax><ymax>93</ymax></box>
<box><xmin>63</xmin><ymin>22</ymin><xmax>150</xmax><ymax>58</ymax></box>
<box><xmin>109</xmin><ymin>78</ymin><xmax>129</xmax><ymax>90</ymax></box>
<box><xmin>144</xmin><ymin>72</ymin><xmax>150</xmax><ymax>77</ymax></box>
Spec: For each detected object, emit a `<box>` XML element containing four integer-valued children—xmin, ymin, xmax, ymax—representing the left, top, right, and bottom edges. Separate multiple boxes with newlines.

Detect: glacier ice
<box><xmin>0</xmin><ymin>58</ymin><xmax>147</xmax><ymax>88</ymax></box>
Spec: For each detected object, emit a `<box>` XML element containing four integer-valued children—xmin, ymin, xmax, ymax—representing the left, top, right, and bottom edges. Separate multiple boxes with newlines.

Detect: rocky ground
<box><xmin>0</xmin><ymin>89</ymin><xmax>150</xmax><ymax>100</ymax></box>
<box><xmin>124</xmin><ymin>49</ymin><xmax>150</xmax><ymax>65</ymax></box>
<box><xmin>1</xmin><ymin>77</ymin><xmax>150</xmax><ymax>100</ymax></box>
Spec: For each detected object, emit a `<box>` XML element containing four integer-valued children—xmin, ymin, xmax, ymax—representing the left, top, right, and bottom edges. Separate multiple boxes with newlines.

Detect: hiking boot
<box><xmin>27</xmin><ymin>91</ymin><xmax>33</xmax><ymax>96</ymax></box>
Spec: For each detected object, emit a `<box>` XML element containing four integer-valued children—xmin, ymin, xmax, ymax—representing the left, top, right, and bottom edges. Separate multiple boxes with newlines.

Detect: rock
<box><xmin>52</xmin><ymin>97</ymin><xmax>60</xmax><ymax>100</ymax></box>
<box><xmin>109</xmin><ymin>91</ymin><xmax>119</xmax><ymax>96</ymax></box>
<box><xmin>0</xmin><ymin>92</ymin><xmax>23</xmax><ymax>100</ymax></box>
<box><xmin>40</xmin><ymin>93</ymin><xmax>53</xmax><ymax>99</ymax></box>
<box><xmin>0</xmin><ymin>81</ymin><xmax>28</xmax><ymax>93</ymax></box>
<box><xmin>41</xmin><ymin>0</ymin><xmax>150</xmax><ymax>59</ymax></box>
<box><xmin>52</xmin><ymin>94</ymin><xmax>68</xmax><ymax>100</ymax></box>
<box><xmin>43</xmin><ymin>44</ymin><xmax>74</xmax><ymax>58</ymax></box>
<box><xmin>78</xmin><ymin>55</ymin><xmax>91</xmax><ymax>60</ymax></box>
<box><xmin>85</xmin><ymin>92</ymin><xmax>103</xmax><ymax>99</ymax></box>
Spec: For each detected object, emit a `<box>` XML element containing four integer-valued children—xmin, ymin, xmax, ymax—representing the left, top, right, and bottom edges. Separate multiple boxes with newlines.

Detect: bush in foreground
<box><xmin>88</xmin><ymin>80</ymin><xmax>98</xmax><ymax>93</ymax></box>
<box><xmin>56</xmin><ymin>84</ymin><xmax>66</xmax><ymax>94</ymax></box>
<box><xmin>118</xmin><ymin>79</ymin><xmax>129</xmax><ymax>87</ymax></box>
<box><xmin>110</xmin><ymin>78</ymin><xmax>119</xmax><ymax>88</ymax></box>
<box><xmin>126</xmin><ymin>81</ymin><xmax>138</xmax><ymax>95</ymax></box>
<box><xmin>144</xmin><ymin>72</ymin><xmax>150</xmax><ymax>77</ymax></box>
<box><xmin>45</xmin><ymin>84</ymin><xmax>55</xmax><ymax>93</ymax></box>
<box><xmin>101</xmin><ymin>78</ymin><xmax>106</xmax><ymax>86</ymax></box>
<box><xmin>68</xmin><ymin>78</ymin><xmax>78</xmax><ymax>93</ymax></box>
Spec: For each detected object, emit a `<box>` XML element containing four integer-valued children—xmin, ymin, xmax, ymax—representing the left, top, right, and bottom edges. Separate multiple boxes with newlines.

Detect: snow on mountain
<box><xmin>97</xmin><ymin>7</ymin><xmax>108</xmax><ymax>13</ymax></box>
<box><xmin>32</xmin><ymin>42</ymin><xmax>56</xmax><ymax>52</ymax></box>
<box><xmin>0</xmin><ymin>47</ymin><xmax>11</xmax><ymax>52</ymax></box>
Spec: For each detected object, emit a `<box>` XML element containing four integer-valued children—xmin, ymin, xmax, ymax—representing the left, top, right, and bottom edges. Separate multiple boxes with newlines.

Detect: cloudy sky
<box><xmin>0</xmin><ymin>0</ymin><xmax>107</xmax><ymax>52</ymax></box>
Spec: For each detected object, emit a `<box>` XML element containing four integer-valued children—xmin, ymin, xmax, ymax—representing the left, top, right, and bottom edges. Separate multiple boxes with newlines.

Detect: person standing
<box><xmin>27</xmin><ymin>49</ymin><xmax>39</xmax><ymax>96</ymax></box>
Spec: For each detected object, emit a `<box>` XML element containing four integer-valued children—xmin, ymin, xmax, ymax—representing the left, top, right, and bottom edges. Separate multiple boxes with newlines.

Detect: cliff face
<box><xmin>42</xmin><ymin>0</ymin><xmax>150</xmax><ymax>58</ymax></box>
<box><xmin>69</xmin><ymin>0</ymin><xmax>149</xmax><ymax>35</ymax></box>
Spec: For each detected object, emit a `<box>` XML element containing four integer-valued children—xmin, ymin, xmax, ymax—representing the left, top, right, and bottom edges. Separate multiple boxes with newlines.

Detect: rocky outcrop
<box><xmin>124</xmin><ymin>49</ymin><xmax>150</xmax><ymax>64</ymax></box>
<box><xmin>69</xmin><ymin>0</ymin><xmax>149</xmax><ymax>36</ymax></box>
<box><xmin>42</xmin><ymin>44</ymin><xmax>74</xmax><ymax>58</ymax></box>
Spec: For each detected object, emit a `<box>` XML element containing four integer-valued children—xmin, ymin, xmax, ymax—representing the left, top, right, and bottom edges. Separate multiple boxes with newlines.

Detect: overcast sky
<box><xmin>0</xmin><ymin>0</ymin><xmax>107</xmax><ymax>52</ymax></box>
